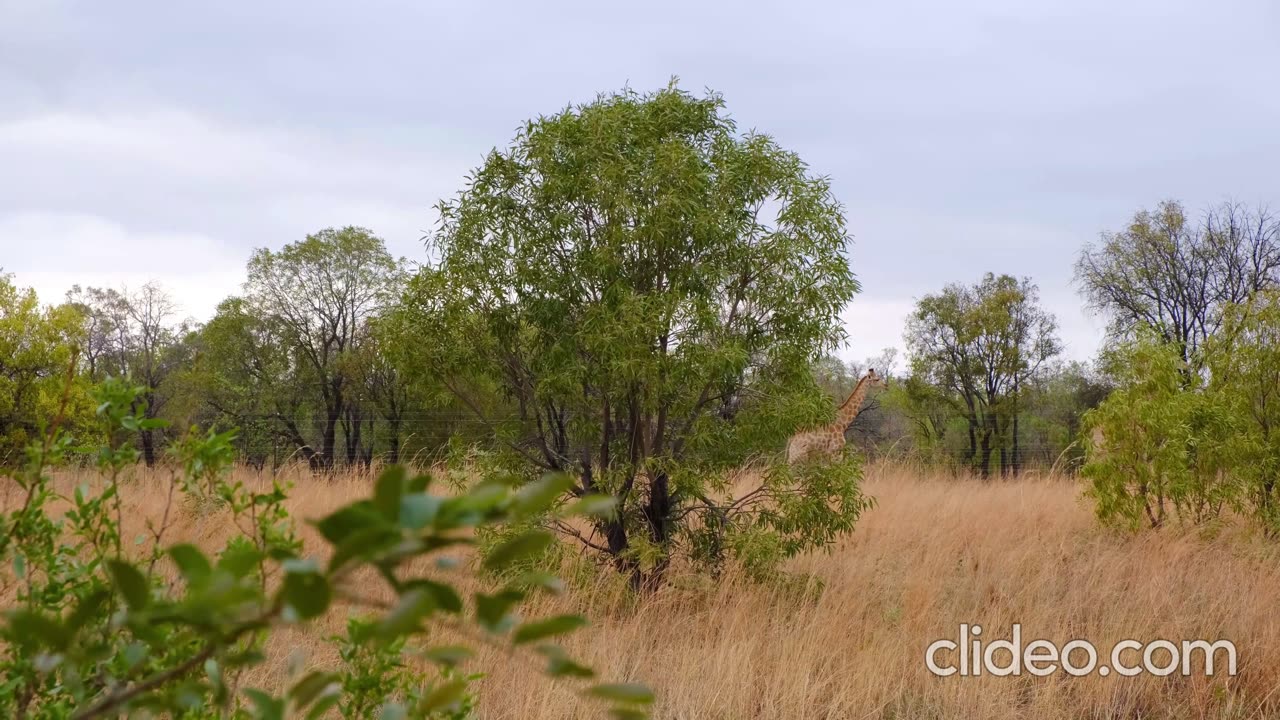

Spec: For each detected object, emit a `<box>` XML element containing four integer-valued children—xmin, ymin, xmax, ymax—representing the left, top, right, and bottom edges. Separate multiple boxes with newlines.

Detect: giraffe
<box><xmin>786</xmin><ymin>368</ymin><xmax>886</xmax><ymax>465</ymax></box>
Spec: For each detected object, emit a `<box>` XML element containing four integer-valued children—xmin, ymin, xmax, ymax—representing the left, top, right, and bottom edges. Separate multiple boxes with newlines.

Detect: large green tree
<box><xmin>194</xmin><ymin>228</ymin><xmax>406</xmax><ymax>469</ymax></box>
<box><xmin>65</xmin><ymin>282</ymin><xmax>188</xmax><ymax>465</ymax></box>
<box><xmin>395</xmin><ymin>84</ymin><xmax>865</xmax><ymax>588</ymax></box>
<box><xmin>183</xmin><ymin>297</ymin><xmax>307</xmax><ymax>466</ymax></box>
<box><xmin>905</xmin><ymin>273</ymin><xmax>1061</xmax><ymax>477</ymax></box>
<box><xmin>0</xmin><ymin>275</ymin><xmax>91</xmax><ymax>462</ymax></box>
<box><xmin>246</xmin><ymin>227</ymin><xmax>405</xmax><ymax>469</ymax></box>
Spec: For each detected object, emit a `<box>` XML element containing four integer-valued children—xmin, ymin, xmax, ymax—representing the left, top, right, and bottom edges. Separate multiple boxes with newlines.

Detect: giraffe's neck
<box><xmin>832</xmin><ymin>375</ymin><xmax>873</xmax><ymax>429</ymax></box>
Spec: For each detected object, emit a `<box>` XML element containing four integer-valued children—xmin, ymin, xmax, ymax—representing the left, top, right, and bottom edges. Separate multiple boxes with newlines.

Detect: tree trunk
<box><xmin>343</xmin><ymin>408</ymin><xmax>362</xmax><ymax>467</ymax></box>
<box><xmin>1011</xmin><ymin>407</ymin><xmax>1020</xmax><ymax>476</ymax></box>
<box><xmin>978</xmin><ymin>414</ymin><xmax>996</xmax><ymax>479</ymax></box>
<box><xmin>362</xmin><ymin>417</ymin><xmax>375</xmax><ymax>467</ymax></box>
<box><xmin>978</xmin><ymin>431</ymin><xmax>991</xmax><ymax>478</ymax></box>
<box><xmin>641</xmin><ymin>471</ymin><xmax>673</xmax><ymax>591</ymax></box>
<box><xmin>995</xmin><ymin>411</ymin><xmax>1007</xmax><ymax>477</ymax></box>
<box><xmin>579</xmin><ymin>457</ymin><xmax>640</xmax><ymax>588</ymax></box>
<box><xmin>320</xmin><ymin>406</ymin><xmax>339</xmax><ymax>471</ymax></box>
<box><xmin>965</xmin><ymin>412</ymin><xmax>978</xmax><ymax>467</ymax></box>
<box><xmin>140</xmin><ymin>429</ymin><xmax>156</xmax><ymax>468</ymax></box>
<box><xmin>1011</xmin><ymin>377</ymin><xmax>1021</xmax><ymax>476</ymax></box>
<box><xmin>387</xmin><ymin>418</ymin><xmax>401</xmax><ymax>464</ymax></box>
<box><xmin>599</xmin><ymin>506</ymin><xmax>640</xmax><ymax>589</ymax></box>
<box><xmin>132</xmin><ymin>395</ymin><xmax>158</xmax><ymax>467</ymax></box>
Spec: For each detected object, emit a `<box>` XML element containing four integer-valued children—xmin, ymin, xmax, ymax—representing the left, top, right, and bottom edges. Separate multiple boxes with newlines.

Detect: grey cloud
<box><xmin>2</xmin><ymin>0</ymin><xmax>1277</xmax><ymax>362</ymax></box>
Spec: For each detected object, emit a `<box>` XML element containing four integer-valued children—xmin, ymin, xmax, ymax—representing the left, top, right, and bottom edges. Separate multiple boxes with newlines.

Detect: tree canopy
<box><xmin>392</xmin><ymin>84</ymin><xmax>865</xmax><ymax>587</ymax></box>
<box><xmin>905</xmin><ymin>272</ymin><xmax>1061</xmax><ymax>477</ymax></box>
<box><xmin>1076</xmin><ymin>200</ymin><xmax>1280</xmax><ymax>367</ymax></box>
<box><xmin>195</xmin><ymin>227</ymin><xmax>408</xmax><ymax>469</ymax></box>
<box><xmin>0</xmin><ymin>274</ymin><xmax>92</xmax><ymax>462</ymax></box>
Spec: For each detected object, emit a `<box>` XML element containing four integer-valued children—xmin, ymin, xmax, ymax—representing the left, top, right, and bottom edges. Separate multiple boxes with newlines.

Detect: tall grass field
<box><xmin>10</xmin><ymin>462</ymin><xmax>1277</xmax><ymax>719</ymax></box>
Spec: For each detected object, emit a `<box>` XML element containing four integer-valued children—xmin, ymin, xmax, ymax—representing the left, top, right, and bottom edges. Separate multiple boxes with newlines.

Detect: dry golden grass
<box><xmin>11</xmin><ymin>461</ymin><xmax>1280</xmax><ymax>719</ymax></box>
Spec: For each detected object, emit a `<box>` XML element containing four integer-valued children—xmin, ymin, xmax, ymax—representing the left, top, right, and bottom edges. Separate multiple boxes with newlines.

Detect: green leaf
<box><xmin>289</xmin><ymin>670</ymin><xmax>340</xmax><ymax>709</ymax></box>
<box><xmin>511</xmin><ymin>571</ymin><xmax>565</xmax><ymax>595</ymax></box>
<box><xmin>5</xmin><ymin>609</ymin><xmax>71</xmax><ymax>651</ymax></box>
<box><xmin>218</xmin><ymin>539</ymin><xmax>265</xmax><ymax>578</ymax></box>
<box><xmin>586</xmin><ymin>683</ymin><xmax>654</xmax><ymax>705</ymax></box>
<box><xmin>407</xmin><ymin>473</ymin><xmax>433</xmax><ymax>493</ymax></box>
<box><xmin>314</xmin><ymin>501</ymin><xmax>387</xmax><ymax>545</ymax></box>
<box><xmin>512</xmin><ymin>473</ymin><xmax>575</xmax><ymax>517</ymax></box>
<box><xmin>281</xmin><ymin>564</ymin><xmax>330</xmax><ymax>620</ymax></box>
<box><xmin>442</xmin><ymin>481</ymin><xmax>510</xmax><ymax>520</ymax></box>
<box><xmin>373</xmin><ymin>465</ymin><xmax>407</xmax><ymax>520</ymax></box>
<box><xmin>609</xmin><ymin>708</ymin><xmax>649</xmax><ymax>720</ymax></box>
<box><xmin>173</xmin><ymin>679</ymin><xmax>208</xmax><ymax>711</ymax></box>
<box><xmin>380</xmin><ymin>703</ymin><xmax>407</xmax><ymax>720</ymax></box>
<box><xmin>535</xmin><ymin>644</ymin><xmax>595</xmax><ymax>678</ymax></box>
<box><xmin>326</xmin><ymin>526</ymin><xmax>403</xmax><ymax>573</ymax></box>
<box><xmin>483</xmin><ymin>530</ymin><xmax>554</xmax><ymax>571</ymax></box>
<box><xmin>399</xmin><ymin>493</ymin><xmax>442</xmax><ymax>530</ymax></box>
<box><xmin>404</xmin><ymin>579</ymin><xmax>463</xmax><ymax>614</ymax></box>
<box><xmin>417</xmin><ymin>679</ymin><xmax>469</xmax><ymax>713</ymax></box>
<box><xmin>377</xmin><ymin>589</ymin><xmax>435</xmax><ymax>640</ymax></box>
<box><xmin>565</xmin><ymin>494</ymin><xmax>618</xmax><ymax>518</ymax></box>
<box><xmin>512</xmin><ymin>614</ymin><xmax>587</xmax><ymax>644</ymax></box>
<box><xmin>243</xmin><ymin>688</ymin><xmax>285</xmax><ymax>720</ymax></box>
<box><xmin>107</xmin><ymin>559</ymin><xmax>150</xmax><ymax>610</ymax></box>
<box><xmin>225</xmin><ymin>648</ymin><xmax>266</xmax><ymax>668</ymax></box>
<box><xmin>66</xmin><ymin>589</ymin><xmax>111</xmax><ymax>632</ymax></box>
<box><xmin>475</xmin><ymin>589</ymin><xmax>525</xmax><ymax>631</ymax></box>
<box><xmin>423</xmin><ymin>645</ymin><xmax>473</xmax><ymax>668</ymax></box>
<box><xmin>169</xmin><ymin>543</ymin><xmax>213</xmax><ymax>585</ymax></box>
<box><xmin>306</xmin><ymin>694</ymin><xmax>340</xmax><ymax>720</ymax></box>
<box><xmin>206</xmin><ymin>658</ymin><xmax>227</xmax><ymax>703</ymax></box>
<box><xmin>122</xmin><ymin>641</ymin><xmax>148</xmax><ymax>669</ymax></box>
<box><xmin>282</xmin><ymin>557</ymin><xmax>319</xmax><ymax>573</ymax></box>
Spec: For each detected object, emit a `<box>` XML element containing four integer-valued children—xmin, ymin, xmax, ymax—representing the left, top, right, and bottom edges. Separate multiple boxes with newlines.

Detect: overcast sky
<box><xmin>3</xmin><ymin>0</ymin><xmax>1278</xmax><ymax>366</ymax></box>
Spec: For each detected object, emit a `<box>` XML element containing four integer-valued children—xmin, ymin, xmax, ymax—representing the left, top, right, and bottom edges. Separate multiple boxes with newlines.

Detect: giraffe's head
<box><xmin>864</xmin><ymin>367</ymin><xmax>887</xmax><ymax>388</ymax></box>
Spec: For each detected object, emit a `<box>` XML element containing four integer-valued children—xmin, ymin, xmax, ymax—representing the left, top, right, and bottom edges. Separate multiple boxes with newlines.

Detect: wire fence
<box><xmin>83</xmin><ymin>404</ymin><xmax>1088</xmax><ymax>480</ymax></box>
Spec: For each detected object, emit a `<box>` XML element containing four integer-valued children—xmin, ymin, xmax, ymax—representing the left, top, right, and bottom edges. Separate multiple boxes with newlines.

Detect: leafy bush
<box><xmin>692</xmin><ymin>455</ymin><xmax>875</xmax><ymax>581</ymax></box>
<box><xmin>332</xmin><ymin>617</ymin><xmax>481</xmax><ymax>720</ymax></box>
<box><xmin>0</xmin><ymin>274</ymin><xmax>94</xmax><ymax>464</ymax></box>
<box><xmin>1083</xmin><ymin>334</ymin><xmax>1236</xmax><ymax>529</ymax></box>
<box><xmin>1207</xmin><ymin>291</ymin><xmax>1280</xmax><ymax>534</ymax></box>
<box><xmin>1083</xmin><ymin>293</ymin><xmax>1280</xmax><ymax>535</ymax></box>
<box><xmin>0</xmin><ymin>378</ymin><xmax>651</xmax><ymax>718</ymax></box>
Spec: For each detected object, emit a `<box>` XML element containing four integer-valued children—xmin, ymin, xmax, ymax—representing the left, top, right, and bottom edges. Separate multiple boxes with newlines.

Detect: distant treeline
<box><xmin>2</xmin><ymin>87</ymin><xmax>1276</xmax><ymax>482</ymax></box>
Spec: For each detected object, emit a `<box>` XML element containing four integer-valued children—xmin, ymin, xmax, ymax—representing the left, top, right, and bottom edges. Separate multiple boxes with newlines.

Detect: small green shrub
<box><xmin>687</xmin><ymin>453</ymin><xmax>874</xmax><ymax>581</ymax></box>
<box><xmin>332</xmin><ymin>617</ymin><xmax>482</xmax><ymax>720</ymax></box>
<box><xmin>0</xmin><ymin>377</ymin><xmax>651</xmax><ymax>718</ymax></box>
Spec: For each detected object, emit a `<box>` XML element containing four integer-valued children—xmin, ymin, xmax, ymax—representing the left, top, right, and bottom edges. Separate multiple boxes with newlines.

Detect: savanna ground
<box><xmin>11</xmin><ymin>463</ymin><xmax>1280</xmax><ymax>720</ymax></box>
